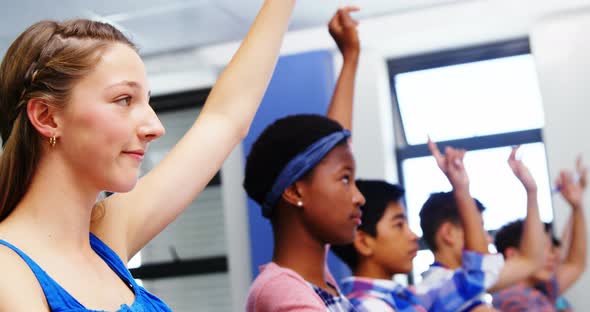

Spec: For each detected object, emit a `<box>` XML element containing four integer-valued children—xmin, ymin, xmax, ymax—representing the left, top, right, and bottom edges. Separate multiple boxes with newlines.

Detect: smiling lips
<box><xmin>123</xmin><ymin>150</ymin><xmax>145</xmax><ymax>161</ymax></box>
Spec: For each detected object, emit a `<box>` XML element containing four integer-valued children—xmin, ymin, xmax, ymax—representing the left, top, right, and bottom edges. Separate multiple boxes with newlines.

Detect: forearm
<box><xmin>200</xmin><ymin>0</ymin><xmax>296</xmax><ymax>135</ymax></box>
<box><xmin>326</xmin><ymin>52</ymin><xmax>359</xmax><ymax>130</ymax></box>
<box><xmin>564</xmin><ymin>203</ymin><xmax>587</xmax><ymax>269</ymax></box>
<box><xmin>454</xmin><ymin>187</ymin><xmax>489</xmax><ymax>253</ymax></box>
<box><xmin>519</xmin><ymin>190</ymin><xmax>544</xmax><ymax>267</ymax></box>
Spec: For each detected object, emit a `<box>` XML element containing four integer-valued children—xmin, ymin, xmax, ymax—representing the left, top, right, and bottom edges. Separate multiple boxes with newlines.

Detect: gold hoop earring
<box><xmin>49</xmin><ymin>136</ymin><xmax>56</xmax><ymax>147</ymax></box>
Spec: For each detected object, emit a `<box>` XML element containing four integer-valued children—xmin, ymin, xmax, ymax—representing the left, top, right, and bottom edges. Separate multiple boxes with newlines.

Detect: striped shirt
<box><xmin>492</xmin><ymin>277</ymin><xmax>559</xmax><ymax>312</ymax></box>
<box><xmin>343</xmin><ymin>251</ymin><xmax>504</xmax><ymax>312</ymax></box>
<box><xmin>309</xmin><ymin>282</ymin><xmax>360</xmax><ymax>312</ymax></box>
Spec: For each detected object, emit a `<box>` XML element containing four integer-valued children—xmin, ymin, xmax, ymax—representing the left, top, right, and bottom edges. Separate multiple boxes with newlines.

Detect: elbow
<box><xmin>236</xmin><ymin>122</ymin><xmax>251</xmax><ymax>140</ymax></box>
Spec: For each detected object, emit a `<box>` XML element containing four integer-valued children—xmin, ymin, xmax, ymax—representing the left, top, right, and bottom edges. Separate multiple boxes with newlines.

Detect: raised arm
<box><xmin>428</xmin><ymin>139</ymin><xmax>489</xmax><ymax>254</ymax></box>
<box><xmin>490</xmin><ymin>147</ymin><xmax>544</xmax><ymax>291</ymax></box>
<box><xmin>95</xmin><ymin>0</ymin><xmax>297</xmax><ymax>259</ymax></box>
<box><xmin>555</xmin><ymin>162</ymin><xmax>587</xmax><ymax>294</ymax></box>
<box><xmin>325</xmin><ymin>7</ymin><xmax>360</xmax><ymax>130</ymax></box>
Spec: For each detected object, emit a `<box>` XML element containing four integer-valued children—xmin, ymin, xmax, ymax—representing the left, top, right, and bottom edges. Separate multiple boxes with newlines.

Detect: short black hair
<box><xmin>495</xmin><ymin>220</ymin><xmax>555</xmax><ymax>256</ymax></box>
<box><xmin>544</xmin><ymin>222</ymin><xmax>561</xmax><ymax>247</ymax></box>
<box><xmin>331</xmin><ymin>180</ymin><xmax>405</xmax><ymax>271</ymax></box>
<box><xmin>419</xmin><ymin>192</ymin><xmax>486</xmax><ymax>252</ymax></box>
<box><xmin>494</xmin><ymin>220</ymin><xmax>524</xmax><ymax>256</ymax></box>
<box><xmin>243</xmin><ymin>114</ymin><xmax>344</xmax><ymax>217</ymax></box>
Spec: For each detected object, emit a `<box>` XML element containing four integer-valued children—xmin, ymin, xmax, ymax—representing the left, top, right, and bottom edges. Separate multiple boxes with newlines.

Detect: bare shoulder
<box><xmin>89</xmin><ymin>199</ymin><xmax>129</xmax><ymax>262</ymax></box>
<box><xmin>0</xmin><ymin>245</ymin><xmax>49</xmax><ymax>311</ymax></box>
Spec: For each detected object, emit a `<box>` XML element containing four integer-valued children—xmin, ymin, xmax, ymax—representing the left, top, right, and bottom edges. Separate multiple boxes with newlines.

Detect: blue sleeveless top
<box><xmin>0</xmin><ymin>233</ymin><xmax>172</xmax><ymax>312</ymax></box>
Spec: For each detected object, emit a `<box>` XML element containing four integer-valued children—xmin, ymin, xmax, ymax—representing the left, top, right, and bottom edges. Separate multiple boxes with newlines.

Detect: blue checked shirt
<box><xmin>309</xmin><ymin>282</ymin><xmax>360</xmax><ymax>312</ymax></box>
<box><xmin>343</xmin><ymin>251</ymin><xmax>504</xmax><ymax>312</ymax></box>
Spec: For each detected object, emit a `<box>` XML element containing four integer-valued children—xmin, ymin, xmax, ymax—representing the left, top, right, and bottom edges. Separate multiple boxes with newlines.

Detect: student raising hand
<box><xmin>328</xmin><ymin>6</ymin><xmax>360</xmax><ymax>58</ymax></box>
<box><xmin>508</xmin><ymin>146</ymin><xmax>538</xmax><ymax>193</ymax></box>
<box><xmin>327</xmin><ymin>7</ymin><xmax>360</xmax><ymax>130</ymax></box>
<box><xmin>427</xmin><ymin>138</ymin><xmax>469</xmax><ymax>191</ymax></box>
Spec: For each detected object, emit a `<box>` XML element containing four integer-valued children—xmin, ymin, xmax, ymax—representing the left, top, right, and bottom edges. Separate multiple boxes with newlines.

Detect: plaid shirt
<box><xmin>343</xmin><ymin>251</ymin><xmax>504</xmax><ymax>312</ymax></box>
<box><xmin>492</xmin><ymin>277</ymin><xmax>559</xmax><ymax>312</ymax></box>
<box><xmin>309</xmin><ymin>282</ymin><xmax>360</xmax><ymax>312</ymax></box>
<box><xmin>341</xmin><ymin>277</ymin><xmax>426</xmax><ymax>312</ymax></box>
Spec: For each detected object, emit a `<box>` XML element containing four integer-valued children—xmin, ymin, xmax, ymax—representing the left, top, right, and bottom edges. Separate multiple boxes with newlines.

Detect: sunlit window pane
<box><xmin>395</xmin><ymin>55</ymin><xmax>545</xmax><ymax>145</ymax></box>
<box><xmin>402</xmin><ymin>143</ymin><xmax>553</xmax><ymax>237</ymax></box>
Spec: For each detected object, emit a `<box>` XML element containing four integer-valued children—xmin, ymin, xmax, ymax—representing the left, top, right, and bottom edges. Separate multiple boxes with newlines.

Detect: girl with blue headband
<box><xmin>244</xmin><ymin>7</ymin><xmax>365</xmax><ymax>312</ymax></box>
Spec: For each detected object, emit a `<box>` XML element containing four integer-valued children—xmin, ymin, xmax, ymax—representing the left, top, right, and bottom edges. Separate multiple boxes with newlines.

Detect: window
<box><xmin>388</xmin><ymin>38</ymin><xmax>554</xmax><ymax>282</ymax></box>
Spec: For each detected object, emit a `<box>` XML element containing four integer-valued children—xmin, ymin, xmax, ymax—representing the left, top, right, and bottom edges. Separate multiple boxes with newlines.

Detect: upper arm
<box><xmin>0</xmin><ymin>248</ymin><xmax>49</xmax><ymax>311</ymax></box>
<box><xmin>489</xmin><ymin>256</ymin><xmax>535</xmax><ymax>292</ymax></box>
<box><xmin>556</xmin><ymin>262</ymin><xmax>585</xmax><ymax>294</ymax></box>
<box><xmin>252</xmin><ymin>275</ymin><xmax>326</xmax><ymax>312</ymax></box>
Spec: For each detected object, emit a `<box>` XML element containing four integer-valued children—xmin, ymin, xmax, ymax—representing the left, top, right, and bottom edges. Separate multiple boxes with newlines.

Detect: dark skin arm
<box><xmin>326</xmin><ymin>6</ymin><xmax>360</xmax><ymax>130</ymax></box>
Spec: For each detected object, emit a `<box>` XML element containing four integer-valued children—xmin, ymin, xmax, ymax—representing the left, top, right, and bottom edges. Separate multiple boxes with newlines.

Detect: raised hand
<box><xmin>576</xmin><ymin>155</ymin><xmax>587</xmax><ymax>190</ymax></box>
<box><xmin>557</xmin><ymin>162</ymin><xmax>587</xmax><ymax>210</ymax></box>
<box><xmin>428</xmin><ymin>138</ymin><xmax>469</xmax><ymax>190</ymax></box>
<box><xmin>328</xmin><ymin>7</ymin><xmax>360</xmax><ymax>58</ymax></box>
<box><xmin>507</xmin><ymin>146</ymin><xmax>537</xmax><ymax>193</ymax></box>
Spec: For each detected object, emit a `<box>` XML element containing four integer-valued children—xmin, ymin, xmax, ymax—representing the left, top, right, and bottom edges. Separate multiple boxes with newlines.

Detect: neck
<box><xmin>272</xmin><ymin>213</ymin><xmax>329</xmax><ymax>289</ymax></box>
<box><xmin>433</xmin><ymin>247</ymin><xmax>462</xmax><ymax>270</ymax></box>
<box><xmin>1</xmin><ymin>152</ymin><xmax>99</xmax><ymax>252</ymax></box>
<box><xmin>355</xmin><ymin>259</ymin><xmax>393</xmax><ymax>281</ymax></box>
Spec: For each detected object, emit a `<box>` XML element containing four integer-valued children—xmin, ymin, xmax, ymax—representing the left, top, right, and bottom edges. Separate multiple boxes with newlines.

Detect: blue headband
<box><xmin>262</xmin><ymin>129</ymin><xmax>351</xmax><ymax>218</ymax></box>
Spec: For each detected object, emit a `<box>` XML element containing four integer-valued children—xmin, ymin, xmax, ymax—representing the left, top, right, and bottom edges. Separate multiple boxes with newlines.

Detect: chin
<box><xmin>108</xmin><ymin>177</ymin><xmax>139</xmax><ymax>193</ymax></box>
<box><xmin>532</xmin><ymin>270</ymin><xmax>553</xmax><ymax>283</ymax></box>
<box><xmin>331</xmin><ymin>231</ymin><xmax>356</xmax><ymax>245</ymax></box>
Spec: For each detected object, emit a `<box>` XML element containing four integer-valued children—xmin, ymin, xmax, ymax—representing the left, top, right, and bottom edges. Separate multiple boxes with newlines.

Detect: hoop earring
<box><xmin>49</xmin><ymin>136</ymin><xmax>57</xmax><ymax>147</ymax></box>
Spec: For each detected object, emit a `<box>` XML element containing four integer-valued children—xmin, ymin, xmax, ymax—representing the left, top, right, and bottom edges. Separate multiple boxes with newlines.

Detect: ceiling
<box><xmin>0</xmin><ymin>0</ymin><xmax>467</xmax><ymax>59</ymax></box>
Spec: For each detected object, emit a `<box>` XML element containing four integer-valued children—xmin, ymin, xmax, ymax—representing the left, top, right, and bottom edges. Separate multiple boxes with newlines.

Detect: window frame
<box><xmin>387</xmin><ymin>38</ymin><xmax>552</xmax><ymax>284</ymax></box>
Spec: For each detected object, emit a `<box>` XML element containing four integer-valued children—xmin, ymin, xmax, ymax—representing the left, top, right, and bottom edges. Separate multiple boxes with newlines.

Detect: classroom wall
<box><xmin>530</xmin><ymin>8</ymin><xmax>590</xmax><ymax>308</ymax></box>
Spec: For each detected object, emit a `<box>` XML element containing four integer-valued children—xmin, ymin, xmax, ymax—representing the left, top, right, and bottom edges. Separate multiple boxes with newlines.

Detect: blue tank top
<box><xmin>0</xmin><ymin>233</ymin><xmax>172</xmax><ymax>312</ymax></box>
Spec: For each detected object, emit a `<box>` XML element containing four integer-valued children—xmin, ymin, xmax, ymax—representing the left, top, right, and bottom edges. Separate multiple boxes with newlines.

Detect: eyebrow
<box><xmin>392</xmin><ymin>213</ymin><xmax>407</xmax><ymax>221</ymax></box>
<box><xmin>106</xmin><ymin>80</ymin><xmax>151</xmax><ymax>98</ymax></box>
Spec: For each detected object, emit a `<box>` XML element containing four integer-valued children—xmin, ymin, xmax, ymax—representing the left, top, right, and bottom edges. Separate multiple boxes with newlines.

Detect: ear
<box><xmin>26</xmin><ymin>98</ymin><xmax>61</xmax><ymax>139</ymax></box>
<box><xmin>437</xmin><ymin>222</ymin><xmax>457</xmax><ymax>247</ymax></box>
<box><xmin>353</xmin><ymin>230</ymin><xmax>376</xmax><ymax>257</ymax></box>
<box><xmin>281</xmin><ymin>181</ymin><xmax>304</xmax><ymax>208</ymax></box>
<box><xmin>504</xmin><ymin>247</ymin><xmax>520</xmax><ymax>259</ymax></box>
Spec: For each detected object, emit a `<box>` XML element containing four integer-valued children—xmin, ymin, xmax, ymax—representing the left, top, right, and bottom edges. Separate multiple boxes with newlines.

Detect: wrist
<box><xmin>342</xmin><ymin>49</ymin><xmax>360</xmax><ymax>60</ymax></box>
<box><xmin>571</xmin><ymin>202</ymin><xmax>584</xmax><ymax>211</ymax></box>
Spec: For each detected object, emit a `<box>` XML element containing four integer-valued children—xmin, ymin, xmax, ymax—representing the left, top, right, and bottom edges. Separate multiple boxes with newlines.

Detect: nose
<box><xmin>485</xmin><ymin>231</ymin><xmax>493</xmax><ymax>245</ymax></box>
<box><xmin>138</xmin><ymin>104</ymin><xmax>165</xmax><ymax>142</ymax></box>
<box><xmin>410</xmin><ymin>229</ymin><xmax>419</xmax><ymax>241</ymax></box>
<box><xmin>353</xmin><ymin>182</ymin><xmax>366</xmax><ymax>207</ymax></box>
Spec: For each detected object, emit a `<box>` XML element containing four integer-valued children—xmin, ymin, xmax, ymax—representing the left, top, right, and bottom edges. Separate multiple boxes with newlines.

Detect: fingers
<box><xmin>508</xmin><ymin>146</ymin><xmax>520</xmax><ymax>162</ymax></box>
<box><xmin>507</xmin><ymin>146</ymin><xmax>521</xmax><ymax>173</ymax></box>
<box><xmin>427</xmin><ymin>137</ymin><xmax>444</xmax><ymax>165</ymax></box>
<box><xmin>338</xmin><ymin>7</ymin><xmax>360</xmax><ymax>28</ymax></box>
<box><xmin>561</xmin><ymin>170</ymin><xmax>574</xmax><ymax>187</ymax></box>
<box><xmin>576</xmin><ymin>154</ymin><xmax>587</xmax><ymax>189</ymax></box>
<box><xmin>328</xmin><ymin>11</ymin><xmax>341</xmax><ymax>32</ymax></box>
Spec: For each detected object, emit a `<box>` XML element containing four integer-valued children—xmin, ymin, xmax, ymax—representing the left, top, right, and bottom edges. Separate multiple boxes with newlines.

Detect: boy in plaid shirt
<box><xmin>418</xmin><ymin>146</ymin><xmax>547</xmax><ymax>311</ymax></box>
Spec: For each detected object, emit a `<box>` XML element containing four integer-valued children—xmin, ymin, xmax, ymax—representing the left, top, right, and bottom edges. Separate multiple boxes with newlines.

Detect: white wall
<box><xmin>530</xmin><ymin>9</ymin><xmax>590</xmax><ymax>308</ymax></box>
<box><xmin>144</xmin><ymin>0</ymin><xmax>590</xmax><ymax>309</ymax></box>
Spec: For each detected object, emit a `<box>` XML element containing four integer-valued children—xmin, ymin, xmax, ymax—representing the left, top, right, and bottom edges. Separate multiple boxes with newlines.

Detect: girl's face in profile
<box><xmin>56</xmin><ymin>43</ymin><xmax>165</xmax><ymax>193</ymax></box>
<box><xmin>297</xmin><ymin>143</ymin><xmax>366</xmax><ymax>245</ymax></box>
